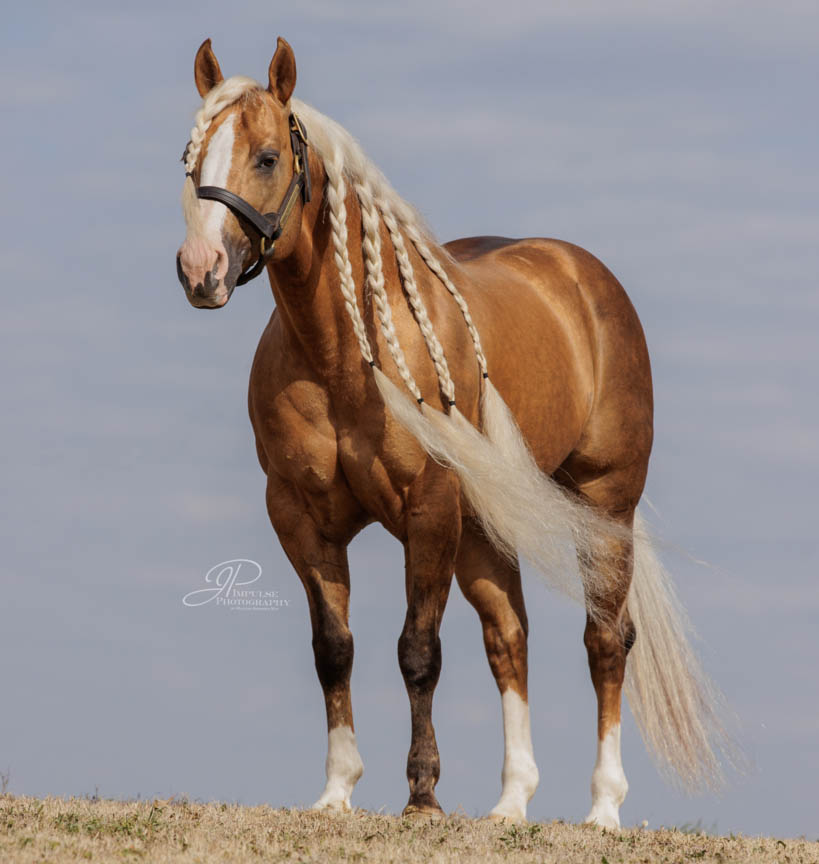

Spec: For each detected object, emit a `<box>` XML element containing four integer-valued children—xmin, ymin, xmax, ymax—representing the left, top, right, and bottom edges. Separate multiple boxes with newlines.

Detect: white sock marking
<box><xmin>312</xmin><ymin>725</ymin><xmax>364</xmax><ymax>812</ymax></box>
<box><xmin>197</xmin><ymin>113</ymin><xmax>235</xmax><ymax>240</ymax></box>
<box><xmin>586</xmin><ymin>723</ymin><xmax>628</xmax><ymax>829</ymax></box>
<box><xmin>489</xmin><ymin>689</ymin><xmax>539</xmax><ymax>822</ymax></box>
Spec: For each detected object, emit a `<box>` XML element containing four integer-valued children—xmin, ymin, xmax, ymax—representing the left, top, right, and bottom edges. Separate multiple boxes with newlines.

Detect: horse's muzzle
<box><xmin>176</xmin><ymin>252</ymin><xmax>234</xmax><ymax>309</ymax></box>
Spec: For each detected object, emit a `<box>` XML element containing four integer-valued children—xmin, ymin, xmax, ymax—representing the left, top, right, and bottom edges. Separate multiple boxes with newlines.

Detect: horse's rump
<box><xmin>444</xmin><ymin>235</ymin><xmax>652</xmax><ymax>477</ymax></box>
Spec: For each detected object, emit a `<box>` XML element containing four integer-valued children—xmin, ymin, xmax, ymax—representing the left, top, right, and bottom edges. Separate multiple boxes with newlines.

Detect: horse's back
<box><xmin>445</xmin><ymin>235</ymin><xmax>640</xmax><ymax>325</ymax></box>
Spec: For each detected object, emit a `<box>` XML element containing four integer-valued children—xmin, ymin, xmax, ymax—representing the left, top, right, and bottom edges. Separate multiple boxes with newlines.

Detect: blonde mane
<box><xmin>181</xmin><ymin>77</ymin><xmax>484</xmax><ymax>405</ymax></box>
<box><xmin>178</xmin><ymin>75</ymin><xmax>621</xmax><ymax>616</ymax></box>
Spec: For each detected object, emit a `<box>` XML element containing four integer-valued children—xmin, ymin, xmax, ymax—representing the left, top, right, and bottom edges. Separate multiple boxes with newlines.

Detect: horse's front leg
<box><xmin>266</xmin><ymin>474</ymin><xmax>363</xmax><ymax>812</ymax></box>
<box><xmin>399</xmin><ymin>462</ymin><xmax>461</xmax><ymax>817</ymax></box>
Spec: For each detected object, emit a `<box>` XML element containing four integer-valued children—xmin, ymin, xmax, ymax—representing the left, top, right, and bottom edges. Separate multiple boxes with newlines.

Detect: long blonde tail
<box><xmin>482</xmin><ymin>376</ymin><xmax>737</xmax><ymax>789</ymax></box>
<box><xmin>375</xmin><ymin>367</ymin><xmax>736</xmax><ymax>792</ymax></box>
<box><xmin>625</xmin><ymin>513</ymin><xmax>737</xmax><ymax>791</ymax></box>
<box><xmin>373</xmin><ymin>366</ymin><xmax>624</xmax><ymax>619</ymax></box>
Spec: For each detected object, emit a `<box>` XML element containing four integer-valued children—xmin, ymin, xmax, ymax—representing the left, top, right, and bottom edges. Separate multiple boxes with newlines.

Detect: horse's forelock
<box><xmin>184</xmin><ymin>76</ymin><xmax>261</xmax><ymax>175</ymax></box>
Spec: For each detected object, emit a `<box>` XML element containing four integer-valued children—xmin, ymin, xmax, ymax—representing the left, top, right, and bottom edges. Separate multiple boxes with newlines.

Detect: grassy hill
<box><xmin>1</xmin><ymin>795</ymin><xmax>816</xmax><ymax>863</ymax></box>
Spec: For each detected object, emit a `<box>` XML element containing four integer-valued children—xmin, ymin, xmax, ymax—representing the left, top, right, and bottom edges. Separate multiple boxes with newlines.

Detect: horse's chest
<box><xmin>258</xmin><ymin>386</ymin><xmax>339</xmax><ymax>496</ymax></box>
<box><xmin>253</xmin><ymin>375</ymin><xmax>426</xmax><ymax>536</ymax></box>
<box><xmin>334</xmin><ymin>419</ymin><xmax>427</xmax><ymax>535</ymax></box>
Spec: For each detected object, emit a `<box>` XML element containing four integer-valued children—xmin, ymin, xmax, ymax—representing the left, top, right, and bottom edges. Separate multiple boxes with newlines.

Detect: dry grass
<box><xmin>1</xmin><ymin>795</ymin><xmax>816</xmax><ymax>863</ymax></box>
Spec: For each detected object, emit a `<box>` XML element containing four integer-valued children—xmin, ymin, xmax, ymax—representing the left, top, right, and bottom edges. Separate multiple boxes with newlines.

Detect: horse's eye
<box><xmin>257</xmin><ymin>151</ymin><xmax>279</xmax><ymax>171</ymax></box>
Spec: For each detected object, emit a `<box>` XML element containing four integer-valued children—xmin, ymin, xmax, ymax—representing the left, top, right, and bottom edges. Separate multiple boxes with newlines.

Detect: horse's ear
<box><xmin>268</xmin><ymin>37</ymin><xmax>297</xmax><ymax>105</ymax></box>
<box><xmin>194</xmin><ymin>38</ymin><xmax>224</xmax><ymax>98</ymax></box>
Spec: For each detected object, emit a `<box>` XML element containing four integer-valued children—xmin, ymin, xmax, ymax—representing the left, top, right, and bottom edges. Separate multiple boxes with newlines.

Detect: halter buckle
<box><xmin>290</xmin><ymin>113</ymin><xmax>308</xmax><ymax>145</ymax></box>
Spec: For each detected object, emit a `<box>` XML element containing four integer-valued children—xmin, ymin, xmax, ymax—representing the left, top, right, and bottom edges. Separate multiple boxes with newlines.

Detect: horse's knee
<box><xmin>313</xmin><ymin>625</ymin><xmax>354</xmax><ymax>691</ymax></box>
<box><xmin>398</xmin><ymin>627</ymin><xmax>442</xmax><ymax>692</ymax></box>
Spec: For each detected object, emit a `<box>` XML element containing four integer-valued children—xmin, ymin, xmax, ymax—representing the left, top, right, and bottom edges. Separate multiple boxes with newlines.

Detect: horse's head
<box><xmin>176</xmin><ymin>38</ymin><xmax>306</xmax><ymax>308</ymax></box>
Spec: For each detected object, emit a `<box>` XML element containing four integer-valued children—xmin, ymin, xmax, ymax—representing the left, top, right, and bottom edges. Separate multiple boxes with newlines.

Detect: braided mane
<box><xmin>179</xmin><ymin>77</ymin><xmax>627</xmax><ymax>619</ymax></box>
<box><xmin>181</xmin><ymin>76</ymin><xmax>486</xmax><ymax>406</ymax></box>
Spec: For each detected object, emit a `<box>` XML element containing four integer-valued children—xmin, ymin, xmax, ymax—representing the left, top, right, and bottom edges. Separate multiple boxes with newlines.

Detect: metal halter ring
<box><xmin>235</xmin><ymin>235</ymin><xmax>277</xmax><ymax>286</ymax></box>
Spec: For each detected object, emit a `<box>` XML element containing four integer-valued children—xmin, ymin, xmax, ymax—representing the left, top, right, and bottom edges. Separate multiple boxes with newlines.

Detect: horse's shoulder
<box><xmin>249</xmin><ymin>310</ymin><xmax>335</xmax><ymax>440</ymax></box>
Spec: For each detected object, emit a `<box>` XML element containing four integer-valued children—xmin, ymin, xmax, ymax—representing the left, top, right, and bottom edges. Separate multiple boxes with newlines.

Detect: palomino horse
<box><xmin>176</xmin><ymin>37</ymin><xmax>729</xmax><ymax>826</ymax></box>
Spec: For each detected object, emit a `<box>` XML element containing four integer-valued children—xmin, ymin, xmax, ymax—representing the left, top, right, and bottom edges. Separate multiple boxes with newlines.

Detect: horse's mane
<box><xmin>290</xmin><ymin>98</ymin><xmax>436</xmax><ymax>245</ymax></box>
<box><xmin>183</xmin><ymin>77</ymin><xmax>434</xmax><ymax>246</ymax></box>
<box><xmin>182</xmin><ymin>76</ymin><xmax>486</xmax><ymax>406</ymax></box>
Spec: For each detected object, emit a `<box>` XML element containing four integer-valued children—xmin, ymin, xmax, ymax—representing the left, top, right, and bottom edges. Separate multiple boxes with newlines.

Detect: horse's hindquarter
<box><xmin>447</xmin><ymin>237</ymin><xmax>654</xmax><ymax>486</ymax></box>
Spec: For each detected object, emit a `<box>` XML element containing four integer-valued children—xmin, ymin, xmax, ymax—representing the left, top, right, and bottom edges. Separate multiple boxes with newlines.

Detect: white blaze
<box><xmin>311</xmin><ymin>725</ymin><xmax>364</xmax><ymax>812</ymax></box>
<box><xmin>198</xmin><ymin>113</ymin><xmax>235</xmax><ymax>240</ymax></box>
<box><xmin>586</xmin><ymin>723</ymin><xmax>628</xmax><ymax>829</ymax></box>
<box><xmin>489</xmin><ymin>689</ymin><xmax>539</xmax><ymax>822</ymax></box>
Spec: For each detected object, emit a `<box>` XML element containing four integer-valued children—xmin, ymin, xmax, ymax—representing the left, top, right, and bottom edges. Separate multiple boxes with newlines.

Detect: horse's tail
<box><xmin>624</xmin><ymin>514</ymin><xmax>735</xmax><ymax>792</ymax></box>
<box><xmin>372</xmin><ymin>367</ymin><xmax>737</xmax><ymax>791</ymax></box>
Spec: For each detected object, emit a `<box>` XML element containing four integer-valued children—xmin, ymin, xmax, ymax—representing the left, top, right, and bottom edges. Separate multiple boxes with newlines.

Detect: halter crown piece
<box><xmin>191</xmin><ymin>112</ymin><xmax>311</xmax><ymax>285</ymax></box>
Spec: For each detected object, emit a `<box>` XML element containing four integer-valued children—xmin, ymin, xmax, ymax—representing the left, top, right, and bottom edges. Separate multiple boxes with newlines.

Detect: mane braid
<box><xmin>324</xmin><ymin>150</ymin><xmax>374</xmax><ymax>365</ymax></box>
<box><xmin>379</xmin><ymin>204</ymin><xmax>456</xmax><ymax>404</ymax></box>
<box><xmin>404</xmin><ymin>226</ymin><xmax>489</xmax><ymax>379</ymax></box>
<box><xmin>354</xmin><ymin>179</ymin><xmax>421</xmax><ymax>401</ymax></box>
<box><xmin>289</xmin><ymin>98</ymin><xmax>480</xmax><ymax>400</ymax></box>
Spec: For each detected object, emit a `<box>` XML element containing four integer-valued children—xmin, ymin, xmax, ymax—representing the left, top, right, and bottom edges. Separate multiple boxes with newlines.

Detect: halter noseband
<box><xmin>195</xmin><ymin>113</ymin><xmax>312</xmax><ymax>285</ymax></box>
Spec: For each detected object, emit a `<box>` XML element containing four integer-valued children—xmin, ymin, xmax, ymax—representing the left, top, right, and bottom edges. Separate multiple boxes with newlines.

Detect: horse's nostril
<box><xmin>204</xmin><ymin>271</ymin><xmax>216</xmax><ymax>293</ymax></box>
<box><xmin>213</xmin><ymin>248</ymin><xmax>227</xmax><ymax>280</ymax></box>
<box><xmin>176</xmin><ymin>254</ymin><xmax>190</xmax><ymax>290</ymax></box>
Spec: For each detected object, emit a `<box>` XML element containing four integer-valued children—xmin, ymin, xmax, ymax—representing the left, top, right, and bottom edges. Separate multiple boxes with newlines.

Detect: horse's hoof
<box><xmin>311</xmin><ymin>798</ymin><xmax>352</xmax><ymax>814</ymax></box>
<box><xmin>584</xmin><ymin>804</ymin><xmax>621</xmax><ymax>830</ymax></box>
<box><xmin>488</xmin><ymin>808</ymin><xmax>527</xmax><ymax>824</ymax></box>
<box><xmin>402</xmin><ymin>803</ymin><xmax>445</xmax><ymax>821</ymax></box>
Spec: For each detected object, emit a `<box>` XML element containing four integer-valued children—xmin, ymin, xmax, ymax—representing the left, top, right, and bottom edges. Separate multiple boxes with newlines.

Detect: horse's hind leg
<box><xmin>573</xmin><ymin>473</ymin><xmax>638</xmax><ymax>829</ymax></box>
<box><xmin>455</xmin><ymin>522</ymin><xmax>539</xmax><ymax>822</ymax></box>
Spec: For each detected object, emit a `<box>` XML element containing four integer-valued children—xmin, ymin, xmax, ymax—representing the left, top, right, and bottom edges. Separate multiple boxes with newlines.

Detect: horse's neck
<box><xmin>267</xmin><ymin>179</ymin><xmax>380</xmax><ymax>389</ymax></box>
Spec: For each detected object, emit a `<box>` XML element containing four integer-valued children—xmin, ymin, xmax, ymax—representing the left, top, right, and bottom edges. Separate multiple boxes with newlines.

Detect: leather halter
<box><xmin>195</xmin><ymin>113</ymin><xmax>312</xmax><ymax>285</ymax></box>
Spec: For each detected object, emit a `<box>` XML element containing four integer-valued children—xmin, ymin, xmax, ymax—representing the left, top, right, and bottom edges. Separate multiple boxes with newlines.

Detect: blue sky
<box><xmin>1</xmin><ymin>0</ymin><xmax>817</xmax><ymax>839</ymax></box>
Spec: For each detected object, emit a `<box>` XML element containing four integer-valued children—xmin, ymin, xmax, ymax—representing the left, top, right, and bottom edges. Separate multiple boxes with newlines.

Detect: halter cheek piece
<box><xmin>194</xmin><ymin>113</ymin><xmax>312</xmax><ymax>285</ymax></box>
